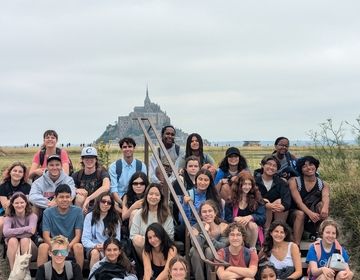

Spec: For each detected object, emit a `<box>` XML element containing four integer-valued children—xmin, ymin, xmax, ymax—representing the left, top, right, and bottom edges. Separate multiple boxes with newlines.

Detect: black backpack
<box><xmin>39</xmin><ymin>147</ymin><xmax>74</xmax><ymax>175</ymax></box>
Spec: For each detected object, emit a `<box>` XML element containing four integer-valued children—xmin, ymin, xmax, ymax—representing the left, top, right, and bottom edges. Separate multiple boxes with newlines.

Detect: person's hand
<box><xmin>131</xmin><ymin>199</ymin><xmax>144</xmax><ymax>210</ymax></box>
<box><xmin>183</xmin><ymin>195</ymin><xmax>192</xmax><ymax>204</ymax></box>
<box><xmin>47</xmin><ymin>200</ymin><xmax>57</xmax><ymax>207</ymax></box>
<box><xmin>308</xmin><ymin>211</ymin><xmax>321</xmax><ymax>223</ymax></box>
<box><xmin>95</xmin><ymin>244</ymin><xmax>103</xmax><ymax>251</ymax></box>
<box><xmin>320</xmin><ymin>206</ymin><xmax>329</xmax><ymax>219</ymax></box>
<box><xmin>82</xmin><ymin>198</ymin><xmax>90</xmax><ymax>214</ymax></box>
<box><xmin>272</xmin><ymin>203</ymin><xmax>285</xmax><ymax>212</ymax></box>
<box><xmin>76</xmin><ymin>189</ymin><xmax>88</xmax><ymax>196</ymax></box>
<box><xmin>203</xmin><ymin>222</ymin><xmax>210</xmax><ymax>232</ymax></box>
<box><xmin>321</xmin><ymin>267</ymin><xmax>335</xmax><ymax>278</ymax></box>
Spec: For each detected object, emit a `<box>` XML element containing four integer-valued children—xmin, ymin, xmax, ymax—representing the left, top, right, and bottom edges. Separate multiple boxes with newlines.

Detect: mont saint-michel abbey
<box><xmin>97</xmin><ymin>89</ymin><xmax>188</xmax><ymax>145</ymax></box>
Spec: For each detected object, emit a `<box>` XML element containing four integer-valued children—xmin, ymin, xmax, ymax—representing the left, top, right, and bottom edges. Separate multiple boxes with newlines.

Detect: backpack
<box><xmin>115</xmin><ymin>159</ymin><xmax>142</xmax><ymax>182</ymax></box>
<box><xmin>44</xmin><ymin>260</ymin><xmax>73</xmax><ymax>280</ymax></box>
<box><xmin>39</xmin><ymin>147</ymin><xmax>74</xmax><ymax>175</ymax></box>
<box><xmin>88</xmin><ymin>261</ymin><xmax>128</xmax><ymax>280</ymax></box>
<box><xmin>223</xmin><ymin>246</ymin><xmax>251</xmax><ymax>267</ymax></box>
<box><xmin>75</xmin><ymin>167</ymin><xmax>103</xmax><ymax>186</ymax></box>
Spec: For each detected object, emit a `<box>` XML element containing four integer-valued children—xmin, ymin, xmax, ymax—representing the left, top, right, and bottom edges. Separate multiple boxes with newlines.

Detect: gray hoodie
<box><xmin>29</xmin><ymin>170</ymin><xmax>75</xmax><ymax>209</ymax></box>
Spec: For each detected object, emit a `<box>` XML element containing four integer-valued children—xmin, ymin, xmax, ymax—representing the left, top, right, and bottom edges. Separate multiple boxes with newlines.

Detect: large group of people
<box><xmin>0</xmin><ymin>129</ymin><xmax>354</xmax><ymax>280</ymax></box>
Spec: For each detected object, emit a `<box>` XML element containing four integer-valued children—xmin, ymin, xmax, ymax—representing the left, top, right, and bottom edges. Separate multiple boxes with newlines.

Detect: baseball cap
<box><xmin>225</xmin><ymin>147</ymin><xmax>241</xmax><ymax>157</ymax></box>
<box><xmin>81</xmin><ymin>147</ymin><xmax>98</xmax><ymax>157</ymax></box>
<box><xmin>47</xmin><ymin>154</ymin><xmax>62</xmax><ymax>164</ymax></box>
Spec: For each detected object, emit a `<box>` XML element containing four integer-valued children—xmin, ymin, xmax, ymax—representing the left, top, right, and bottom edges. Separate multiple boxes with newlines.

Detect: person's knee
<box><xmin>38</xmin><ymin>243</ymin><xmax>50</xmax><ymax>254</ymax></box>
<box><xmin>132</xmin><ymin>235</ymin><xmax>144</xmax><ymax>248</ymax></box>
<box><xmin>247</xmin><ymin>221</ymin><xmax>258</xmax><ymax>232</ymax></box>
<box><xmin>73</xmin><ymin>243</ymin><xmax>84</xmax><ymax>254</ymax></box>
<box><xmin>294</xmin><ymin>210</ymin><xmax>305</xmax><ymax>221</ymax></box>
<box><xmin>7</xmin><ymin>237</ymin><xmax>19</xmax><ymax>247</ymax></box>
<box><xmin>90</xmin><ymin>249</ymin><xmax>100</xmax><ymax>260</ymax></box>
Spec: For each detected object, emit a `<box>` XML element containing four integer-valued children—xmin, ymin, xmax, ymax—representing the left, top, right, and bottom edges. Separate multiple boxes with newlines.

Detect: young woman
<box><xmin>122</xmin><ymin>172</ymin><xmax>149</xmax><ymax>234</ymax></box>
<box><xmin>0</xmin><ymin>162</ymin><xmax>31</xmax><ymax>238</ymax></box>
<box><xmin>190</xmin><ymin>200</ymin><xmax>228</xmax><ymax>280</ymax></box>
<box><xmin>182</xmin><ymin>169</ymin><xmax>223</xmax><ymax>225</ymax></box>
<box><xmin>256</xmin><ymin>260</ymin><xmax>278</xmax><ymax>280</ymax></box>
<box><xmin>3</xmin><ymin>192</ymin><xmax>38</xmax><ymax>271</ymax></box>
<box><xmin>175</xmin><ymin>133</ymin><xmax>215</xmax><ymax>171</ymax></box>
<box><xmin>214</xmin><ymin>147</ymin><xmax>248</xmax><ymax>202</ymax></box>
<box><xmin>260</xmin><ymin>221</ymin><xmax>302</xmax><ymax>280</ymax></box>
<box><xmin>306</xmin><ymin>219</ymin><xmax>353</xmax><ymax>280</ymax></box>
<box><xmin>254</xmin><ymin>155</ymin><xmax>291</xmax><ymax>229</ymax></box>
<box><xmin>130</xmin><ymin>183</ymin><xmax>174</xmax><ymax>258</ymax></box>
<box><xmin>168</xmin><ymin>255</ymin><xmax>189</xmax><ymax>280</ymax></box>
<box><xmin>143</xmin><ymin>223</ymin><xmax>177</xmax><ymax>280</ymax></box>
<box><xmin>272</xmin><ymin>137</ymin><xmax>298</xmax><ymax>179</ymax></box>
<box><xmin>29</xmin><ymin>129</ymin><xmax>70</xmax><ymax>180</ymax></box>
<box><xmin>82</xmin><ymin>192</ymin><xmax>121</xmax><ymax>269</ymax></box>
<box><xmin>89</xmin><ymin>237</ymin><xmax>137</xmax><ymax>280</ymax></box>
<box><xmin>224</xmin><ymin>171</ymin><xmax>265</xmax><ymax>248</ymax></box>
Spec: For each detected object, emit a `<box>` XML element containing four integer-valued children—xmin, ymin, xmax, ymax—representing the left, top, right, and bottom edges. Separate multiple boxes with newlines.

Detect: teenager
<box><xmin>168</xmin><ymin>256</ymin><xmax>189</xmax><ymax>280</ymax></box>
<box><xmin>72</xmin><ymin>147</ymin><xmax>110</xmax><ymax>213</ymax></box>
<box><xmin>143</xmin><ymin>223</ymin><xmax>177</xmax><ymax>280</ymax></box>
<box><xmin>35</xmin><ymin>235</ymin><xmax>82</xmax><ymax>280</ymax></box>
<box><xmin>216</xmin><ymin>222</ymin><xmax>258</xmax><ymax>280</ymax></box>
<box><xmin>272</xmin><ymin>137</ymin><xmax>298</xmax><ymax>180</ymax></box>
<box><xmin>37</xmin><ymin>184</ymin><xmax>84</xmax><ymax>269</ymax></box>
<box><xmin>3</xmin><ymin>192</ymin><xmax>38</xmax><ymax>271</ymax></box>
<box><xmin>82</xmin><ymin>192</ymin><xmax>121</xmax><ymax>269</ymax></box>
<box><xmin>89</xmin><ymin>237</ymin><xmax>137</xmax><ymax>280</ymax></box>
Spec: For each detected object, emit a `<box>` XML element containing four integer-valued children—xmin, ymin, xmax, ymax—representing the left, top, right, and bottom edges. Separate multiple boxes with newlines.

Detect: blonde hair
<box><xmin>50</xmin><ymin>235</ymin><xmax>69</xmax><ymax>248</ymax></box>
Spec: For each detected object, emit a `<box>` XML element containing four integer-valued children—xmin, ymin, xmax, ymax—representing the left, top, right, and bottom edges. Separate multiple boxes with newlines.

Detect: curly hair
<box><xmin>224</xmin><ymin>221</ymin><xmax>247</xmax><ymax>239</ymax></box>
<box><xmin>262</xmin><ymin>220</ymin><xmax>293</xmax><ymax>257</ymax></box>
<box><xmin>7</xmin><ymin>192</ymin><xmax>32</xmax><ymax>217</ymax></box>
<box><xmin>231</xmin><ymin>171</ymin><xmax>262</xmax><ymax>211</ymax></box>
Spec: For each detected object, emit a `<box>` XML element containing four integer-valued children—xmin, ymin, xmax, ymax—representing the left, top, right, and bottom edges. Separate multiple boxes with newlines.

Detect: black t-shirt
<box><xmin>71</xmin><ymin>168</ymin><xmax>109</xmax><ymax>195</ymax></box>
<box><xmin>35</xmin><ymin>262</ymin><xmax>82</xmax><ymax>280</ymax></box>
<box><xmin>0</xmin><ymin>181</ymin><xmax>31</xmax><ymax>199</ymax></box>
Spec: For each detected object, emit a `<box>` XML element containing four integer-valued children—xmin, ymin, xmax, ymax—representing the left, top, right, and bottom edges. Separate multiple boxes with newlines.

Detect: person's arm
<box><xmin>279</xmin><ymin>179</ymin><xmax>292</xmax><ymax>211</ymax></box>
<box><xmin>3</xmin><ymin>217</ymin><xmax>32</xmax><ymax>237</ymax></box>
<box><xmin>288</xmin><ymin>242</ymin><xmax>303</xmax><ymax>279</ymax></box>
<box><xmin>212</xmin><ymin>223</ymin><xmax>229</xmax><ymax>250</ymax></box>
<box><xmin>251</xmin><ymin>204</ymin><xmax>266</xmax><ymax>226</ymax></box>
<box><xmin>163</xmin><ymin>215</ymin><xmax>174</xmax><ymax>240</ymax></box>
<box><xmin>156</xmin><ymin>247</ymin><xmax>177</xmax><ymax>280</ymax></box>
<box><xmin>320</xmin><ymin>181</ymin><xmax>330</xmax><ymax>219</ymax></box>
<box><xmin>29</xmin><ymin>151</ymin><xmax>43</xmax><ymax>179</ymax></box>
<box><xmin>225</xmin><ymin>250</ymin><xmax>258</xmax><ymax>278</ymax></box>
<box><xmin>29</xmin><ymin>179</ymin><xmax>50</xmax><ymax>209</ymax></box>
<box><xmin>217</xmin><ymin>265</ymin><xmax>242</xmax><ymax>280</ymax></box>
<box><xmin>81</xmin><ymin>214</ymin><xmax>97</xmax><ymax>250</ymax></box>
<box><xmin>0</xmin><ymin>196</ymin><xmax>10</xmax><ymax>210</ymax></box>
<box><xmin>129</xmin><ymin>210</ymin><xmax>142</xmax><ymax>240</ymax></box>
<box><xmin>69</xmin><ymin>228</ymin><xmax>82</xmax><ymax>250</ymax></box>
<box><xmin>143</xmin><ymin>251</ymin><xmax>153</xmax><ymax>280</ymax></box>
<box><xmin>122</xmin><ymin>196</ymin><xmax>143</xmax><ymax>221</ymax></box>
<box><xmin>149</xmin><ymin>155</ymin><xmax>160</xmax><ymax>183</ymax></box>
<box><xmin>42</xmin><ymin>231</ymin><xmax>51</xmax><ymax>246</ymax></box>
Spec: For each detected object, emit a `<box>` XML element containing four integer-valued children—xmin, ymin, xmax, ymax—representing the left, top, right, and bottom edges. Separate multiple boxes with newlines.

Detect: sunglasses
<box><xmin>258</xmin><ymin>260</ymin><xmax>275</xmax><ymax>268</ymax></box>
<box><xmin>132</xmin><ymin>182</ymin><xmax>145</xmax><ymax>186</ymax></box>
<box><xmin>52</xmin><ymin>249</ymin><xmax>69</xmax><ymax>257</ymax></box>
<box><xmin>100</xmin><ymin>200</ymin><xmax>112</xmax><ymax>205</ymax></box>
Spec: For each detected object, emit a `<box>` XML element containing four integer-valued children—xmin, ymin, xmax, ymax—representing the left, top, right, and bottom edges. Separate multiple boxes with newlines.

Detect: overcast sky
<box><xmin>1</xmin><ymin>0</ymin><xmax>359</xmax><ymax>146</ymax></box>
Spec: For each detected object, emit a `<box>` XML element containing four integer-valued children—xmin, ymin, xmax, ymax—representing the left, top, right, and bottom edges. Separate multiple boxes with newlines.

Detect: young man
<box><xmin>288</xmin><ymin>156</ymin><xmax>330</xmax><ymax>245</ymax></box>
<box><xmin>109</xmin><ymin>137</ymin><xmax>147</xmax><ymax>206</ymax></box>
<box><xmin>29</xmin><ymin>154</ymin><xmax>75</xmax><ymax>213</ymax></box>
<box><xmin>37</xmin><ymin>184</ymin><xmax>84</xmax><ymax>269</ymax></box>
<box><xmin>35</xmin><ymin>235</ymin><xmax>82</xmax><ymax>279</ymax></box>
<box><xmin>149</xmin><ymin>125</ymin><xmax>183</xmax><ymax>183</ymax></box>
<box><xmin>217</xmin><ymin>222</ymin><xmax>258</xmax><ymax>280</ymax></box>
<box><xmin>72</xmin><ymin>147</ymin><xmax>110</xmax><ymax>213</ymax></box>
<box><xmin>29</xmin><ymin>129</ymin><xmax>71</xmax><ymax>180</ymax></box>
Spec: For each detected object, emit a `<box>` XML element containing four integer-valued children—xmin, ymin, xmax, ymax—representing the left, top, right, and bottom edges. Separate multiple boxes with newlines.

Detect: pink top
<box><xmin>3</xmin><ymin>213</ymin><xmax>38</xmax><ymax>242</ymax></box>
<box><xmin>32</xmin><ymin>149</ymin><xmax>70</xmax><ymax>168</ymax></box>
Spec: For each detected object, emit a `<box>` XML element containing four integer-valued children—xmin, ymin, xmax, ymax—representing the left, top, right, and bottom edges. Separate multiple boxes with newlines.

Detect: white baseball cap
<box><xmin>81</xmin><ymin>147</ymin><xmax>98</xmax><ymax>157</ymax></box>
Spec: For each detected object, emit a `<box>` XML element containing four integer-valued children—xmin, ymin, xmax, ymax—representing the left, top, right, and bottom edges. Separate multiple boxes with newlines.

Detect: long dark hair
<box><xmin>8</xmin><ymin>192</ymin><xmax>32</xmax><ymax>217</ymax></box>
<box><xmin>141</xmin><ymin>183</ymin><xmax>170</xmax><ymax>224</ymax></box>
<box><xmin>231</xmin><ymin>171</ymin><xmax>262</xmax><ymax>211</ymax></box>
<box><xmin>262</xmin><ymin>220</ymin><xmax>292</xmax><ymax>257</ymax></box>
<box><xmin>2</xmin><ymin>162</ymin><xmax>28</xmax><ymax>185</ymax></box>
<box><xmin>195</xmin><ymin>169</ymin><xmax>222</xmax><ymax>209</ymax></box>
<box><xmin>185</xmin><ymin>133</ymin><xmax>204</xmax><ymax>163</ymax></box>
<box><xmin>144</xmin><ymin>223</ymin><xmax>174</xmax><ymax>259</ymax></box>
<box><xmin>91</xmin><ymin>192</ymin><xmax>120</xmax><ymax>238</ymax></box>
<box><xmin>103</xmin><ymin>237</ymin><xmax>133</xmax><ymax>273</ymax></box>
<box><xmin>125</xmin><ymin>171</ymin><xmax>149</xmax><ymax>208</ymax></box>
<box><xmin>218</xmin><ymin>153</ymin><xmax>248</xmax><ymax>173</ymax></box>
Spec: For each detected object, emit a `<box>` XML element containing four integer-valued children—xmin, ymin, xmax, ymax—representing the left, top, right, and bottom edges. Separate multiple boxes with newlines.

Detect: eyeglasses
<box><xmin>133</xmin><ymin>182</ymin><xmax>145</xmax><ymax>186</ymax></box>
<box><xmin>277</xmin><ymin>144</ymin><xmax>289</xmax><ymax>148</ymax></box>
<box><xmin>100</xmin><ymin>200</ymin><xmax>112</xmax><ymax>205</ymax></box>
<box><xmin>52</xmin><ymin>249</ymin><xmax>69</xmax><ymax>257</ymax></box>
